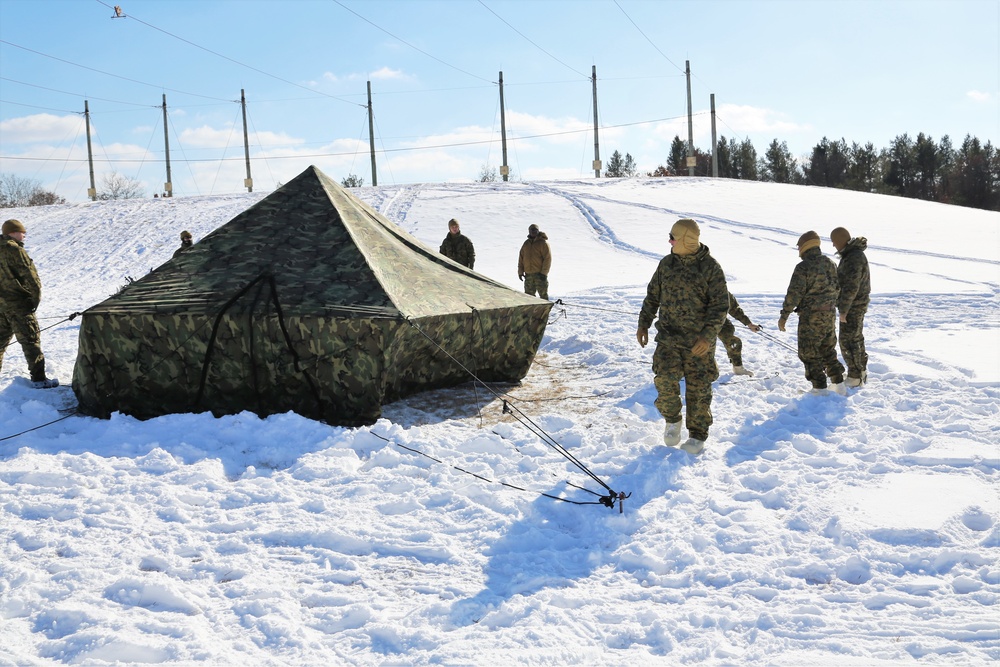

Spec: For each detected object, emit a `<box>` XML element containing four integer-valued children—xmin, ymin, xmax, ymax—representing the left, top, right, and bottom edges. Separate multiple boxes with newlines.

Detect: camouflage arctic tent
<box><xmin>72</xmin><ymin>165</ymin><xmax>551</xmax><ymax>424</ymax></box>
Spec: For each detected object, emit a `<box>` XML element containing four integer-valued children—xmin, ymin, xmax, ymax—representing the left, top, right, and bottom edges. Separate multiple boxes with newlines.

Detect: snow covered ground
<box><xmin>1</xmin><ymin>177</ymin><xmax>998</xmax><ymax>665</ymax></box>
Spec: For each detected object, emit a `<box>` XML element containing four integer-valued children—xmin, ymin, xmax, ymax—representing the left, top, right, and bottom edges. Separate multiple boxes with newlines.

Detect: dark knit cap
<box><xmin>2</xmin><ymin>219</ymin><xmax>26</xmax><ymax>235</ymax></box>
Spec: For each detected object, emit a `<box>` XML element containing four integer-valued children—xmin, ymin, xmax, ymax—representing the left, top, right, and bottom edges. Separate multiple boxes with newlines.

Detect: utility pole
<box><xmin>685</xmin><ymin>60</ymin><xmax>695</xmax><ymax>176</ymax></box>
<box><xmin>84</xmin><ymin>100</ymin><xmax>96</xmax><ymax>201</ymax></box>
<box><xmin>241</xmin><ymin>89</ymin><xmax>253</xmax><ymax>192</ymax></box>
<box><xmin>367</xmin><ymin>81</ymin><xmax>377</xmax><ymax>187</ymax></box>
<box><xmin>591</xmin><ymin>65</ymin><xmax>601</xmax><ymax>178</ymax></box>
<box><xmin>710</xmin><ymin>94</ymin><xmax>718</xmax><ymax>178</ymax></box>
<box><xmin>161</xmin><ymin>94</ymin><xmax>173</xmax><ymax>197</ymax></box>
<box><xmin>499</xmin><ymin>71</ymin><xmax>509</xmax><ymax>182</ymax></box>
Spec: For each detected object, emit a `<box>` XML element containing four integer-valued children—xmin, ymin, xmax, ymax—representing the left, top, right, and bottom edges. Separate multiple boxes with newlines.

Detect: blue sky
<box><xmin>1</xmin><ymin>0</ymin><xmax>997</xmax><ymax>202</ymax></box>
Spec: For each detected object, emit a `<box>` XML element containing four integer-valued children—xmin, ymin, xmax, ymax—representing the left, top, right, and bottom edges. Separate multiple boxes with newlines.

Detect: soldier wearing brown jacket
<box><xmin>517</xmin><ymin>224</ymin><xmax>551</xmax><ymax>299</ymax></box>
<box><xmin>0</xmin><ymin>219</ymin><xmax>57</xmax><ymax>388</ymax></box>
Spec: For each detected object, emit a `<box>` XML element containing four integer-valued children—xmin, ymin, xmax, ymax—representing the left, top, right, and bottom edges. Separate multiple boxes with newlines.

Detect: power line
<box><xmin>330</xmin><ymin>0</ymin><xmax>493</xmax><ymax>84</ymax></box>
<box><xmin>478</xmin><ymin>1</ymin><xmax>588</xmax><ymax>80</ymax></box>
<box><xmin>613</xmin><ymin>0</ymin><xmax>685</xmax><ymax>75</ymax></box>
<box><xmin>90</xmin><ymin>0</ymin><xmax>363</xmax><ymax>108</ymax></box>
<box><xmin>0</xmin><ymin>39</ymin><xmax>231</xmax><ymax>103</ymax></box>
<box><xmin>0</xmin><ymin>111</ymin><xmax>706</xmax><ymax>165</ymax></box>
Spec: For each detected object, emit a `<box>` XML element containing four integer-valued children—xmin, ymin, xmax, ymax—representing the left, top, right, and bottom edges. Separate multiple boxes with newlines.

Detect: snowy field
<box><xmin>1</xmin><ymin>176</ymin><xmax>998</xmax><ymax>665</ymax></box>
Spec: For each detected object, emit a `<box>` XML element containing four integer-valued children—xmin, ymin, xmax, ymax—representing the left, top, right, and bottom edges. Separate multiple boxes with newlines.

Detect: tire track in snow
<box><xmin>528</xmin><ymin>183</ymin><xmax>663</xmax><ymax>261</ymax></box>
<box><xmin>551</xmin><ymin>187</ymin><xmax>999</xmax><ymax>268</ymax></box>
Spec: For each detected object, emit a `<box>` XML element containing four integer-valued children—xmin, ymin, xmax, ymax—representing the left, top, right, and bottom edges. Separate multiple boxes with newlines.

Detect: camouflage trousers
<box><xmin>839</xmin><ymin>310</ymin><xmax>868</xmax><ymax>379</ymax></box>
<box><xmin>718</xmin><ymin>319</ymin><xmax>743</xmax><ymax>366</ymax></box>
<box><xmin>797</xmin><ymin>309</ymin><xmax>845</xmax><ymax>388</ymax></box>
<box><xmin>0</xmin><ymin>309</ymin><xmax>46</xmax><ymax>381</ymax></box>
<box><xmin>652</xmin><ymin>338</ymin><xmax>719</xmax><ymax>441</ymax></box>
<box><xmin>523</xmin><ymin>273</ymin><xmax>549</xmax><ymax>300</ymax></box>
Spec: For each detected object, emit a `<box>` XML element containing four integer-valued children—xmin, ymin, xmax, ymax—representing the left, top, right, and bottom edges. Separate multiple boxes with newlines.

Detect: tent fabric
<box><xmin>71</xmin><ymin>165</ymin><xmax>551</xmax><ymax>424</ymax></box>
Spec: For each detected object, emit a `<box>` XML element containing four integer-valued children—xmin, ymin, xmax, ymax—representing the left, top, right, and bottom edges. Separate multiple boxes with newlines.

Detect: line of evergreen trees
<box><xmin>649</xmin><ymin>133</ymin><xmax>998</xmax><ymax>212</ymax></box>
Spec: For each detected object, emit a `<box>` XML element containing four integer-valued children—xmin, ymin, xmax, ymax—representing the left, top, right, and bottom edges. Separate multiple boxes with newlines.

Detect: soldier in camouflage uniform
<box><xmin>0</xmin><ymin>219</ymin><xmax>57</xmax><ymax>388</ymax></box>
<box><xmin>637</xmin><ymin>219</ymin><xmax>729</xmax><ymax>455</ymax></box>
<box><xmin>173</xmin><ymin>230</ymin><xmax>194</xmax><ymax>258</ymax></box>
<box><xmin>831</xmin><ymin>227</ymin><xmax>870</xmax><ymax>387</ymax></box>
<box><xmin>719</xmin><ymin>292</ymin><xmax>761</xmax><ymax>376</ymax></box>
<box><xmin>778</xmin><ymin>230</ymin><xmax>845</xmax><ymax>392</ymax></box>
<box><xmin>439</xmin><ymin>218</ymin><xmax>475</xmax><ymax>269</ymax></box>
<box><xmin>518</xmin><ymin>223</ymin><xmax>551</xmax><ymax>300</ymax></box>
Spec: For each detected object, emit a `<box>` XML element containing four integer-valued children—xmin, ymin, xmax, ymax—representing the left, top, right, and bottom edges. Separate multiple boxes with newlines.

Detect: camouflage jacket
<box><xmin>780</xmin><ymin>247</ymin><xmax>839</xmax><ymax>319</ymax></box>
<box><xmin>728</xmin><ymin>292</ymin><xmax>753</xmax><ymax>327</ymax></box>
<box><xmin>0</xmin><ymin>234</ymin><xmax>41</xmax><ymax>313</ymax></box>
<box><xmin>836</xmin><ymin>237</ymin><xmax>870</xmax><ymax>315</ymax></box>
<box><xmin>518</xmin><ymin>233</ymin><xmax>551</xmax><ymax>276</ymax></box>
<box><xmin>439</xmin><ymin>232</ymin><xmax>475</xmax><ymax>269</ymax></box>
<box><xmin>638</xmin><ymin>244</ymin><xmax>729</xmax><ymax>343</ymax></box>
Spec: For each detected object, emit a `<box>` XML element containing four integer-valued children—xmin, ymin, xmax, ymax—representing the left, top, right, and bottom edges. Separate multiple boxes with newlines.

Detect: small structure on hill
<box><xmin>72</xmin><ymin>165</ymin><xmax>551</xmax><ymax>424</ymax></box>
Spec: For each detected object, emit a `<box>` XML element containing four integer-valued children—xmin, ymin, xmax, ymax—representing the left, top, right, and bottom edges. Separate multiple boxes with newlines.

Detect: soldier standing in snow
<box><xmin>0</xmin><ymin>219</ymin><xmax>58</xmax><ymax>388</ymax></box>
<box><xmin>518</xmin><ymin>223</ymin><xmax>551</xmax><ymax>300</ymax></box>
<box><xmin>778</xmin><ymin>231</ymin><xmax>845</xmax><ymax>392</ymax></box>
<box><xmin>173</xmin><ymin>230</ymin><xmax>194</xmax><ymax>258</ymax></box>
<box><xmin>439</xmin><ymin>218</ymin><xmax>475</xmax><ymax>269</ymax></box>
<box><xmin>637</xmin><ymin>219</ymin><xmax>729</xmax><ymax>455</ymax></box>
<box><xmin>831</xmin><ymin>227</ymin><xmax>870</xmax><ymax>387</ymax></box>
<box><xmin>719</xmin><ymin>292</ymin><xmax>761</xmax><ymax>376</ymax></box>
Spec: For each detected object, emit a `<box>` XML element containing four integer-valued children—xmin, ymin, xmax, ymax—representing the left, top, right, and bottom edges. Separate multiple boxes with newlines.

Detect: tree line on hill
<box><xmin>638</xmin><ymin>132</ymin><xmax>997</xmax><ymax>212</ymax></box>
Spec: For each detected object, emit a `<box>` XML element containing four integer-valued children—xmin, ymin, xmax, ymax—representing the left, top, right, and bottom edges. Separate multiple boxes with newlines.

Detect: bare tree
<box><xmin>28</xmin><ymin>190</ymin><xmax>67</xmax><ymax>206</ymax></box>
<box><xmin>0</xmin><ymin>173</ymin><xmax>66</xmax><ymax>207</ymax></box>
<box><xmin>0</xmin><ymin>173</ymin><xmax>39</xmax><ymax>207</ymax></box>
<box><xmin>478</xmin><ymin>164</ymin><xmax>498</xmax><ymax>183</ymax></box>
<box><xmin>97</xmin><ymin>171</ymin><xmax>145</xmax><ymax>200</ymax></box>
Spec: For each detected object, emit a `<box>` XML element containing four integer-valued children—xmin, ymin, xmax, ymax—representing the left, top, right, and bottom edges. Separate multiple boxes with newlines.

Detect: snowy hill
<box><xmin>1</xmin><ymin>177</ymin><xmax>998</xmax><ymax>665</ymax></box>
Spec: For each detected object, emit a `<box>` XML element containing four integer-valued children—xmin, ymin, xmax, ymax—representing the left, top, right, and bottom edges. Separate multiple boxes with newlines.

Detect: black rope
<box><xmin>552</xmin><ymin>298</ymin><xmax>635</xmax><ymax>316</ymax></box>
<box><xmin>0</xmin><ymin>410</ymin><xmax>78</xmax><ymax>443</ymax></box>
<box><xmin>370</xmin><ymin>430</ymin><xmax>612</xmax><ymax>507</ymax></box>
<box><xmin>0</xmin><ymin>311</ymin><xmax>82</xmax><ymax>357</ymax></box>
<box><xmin>753</xmin><ymin>326</ymin><xmax>799</xmax><ymax>354</ymax></box>
<box><xmin>194</xmin><ymin>273</ymin><xmax>271</xmax><ymax>409</ymax></box>
<box><xmin>264</xmin><ymin>275</ymin><xmax>325</xmax><ymax>416</ymax></box>
<box><xmin>404</xmin><ymin>317</ymin><xmax>624</xmax><ymax>508</ymax></box>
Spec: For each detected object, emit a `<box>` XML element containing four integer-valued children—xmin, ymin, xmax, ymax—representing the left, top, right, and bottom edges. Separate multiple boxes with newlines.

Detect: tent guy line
<box><xmin>405</xmin><ymin>315</ymin><xmax>628</xmax><ymax>510</ymax></box>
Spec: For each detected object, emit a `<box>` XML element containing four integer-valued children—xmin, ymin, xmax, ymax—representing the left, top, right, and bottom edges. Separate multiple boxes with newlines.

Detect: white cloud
<box><xmin>369</xmin><ymin>67</ymin><xmax>407</xmax><ymax>81</ymax></box>
<box><xmin>967</xmin><ymin>90</ymin><xmax>991</xmax><ymax>103</ymax></box>
<box><xmin>0</xmin><ymin>113</ymin><xmax>84</xmax><ymax>145</ymax></box>
<box><xmin>180</xmin><ymin>125</ymin><xmax>303</xmax><ymax>149</ymax></box>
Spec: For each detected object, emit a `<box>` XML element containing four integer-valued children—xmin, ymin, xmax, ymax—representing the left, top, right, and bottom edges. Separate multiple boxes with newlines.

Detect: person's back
<box><xmin>787</xmin><ymin>246</ymin><xmax>839</xmax><ymax>312</ymax></box>
<box><xmin>837</xmin><ymin>237</ymin><xmax>870</xmax><ymax>311</ymax></box>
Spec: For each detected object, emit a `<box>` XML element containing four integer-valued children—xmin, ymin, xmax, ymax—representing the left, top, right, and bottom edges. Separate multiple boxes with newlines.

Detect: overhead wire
<box><xmin>91</xmin><ymin>0</ymin><xmax>363</xmax><ymax>108</ymax></box>
<box><xmin>477</xmin><ymin>1</ymin><xmax>589</xmax><ymax>80</ymax></box>
<box><xmin>329</xmin><ymin>0</ymin><xmax>492</xmax><ymax>84</ymax></box>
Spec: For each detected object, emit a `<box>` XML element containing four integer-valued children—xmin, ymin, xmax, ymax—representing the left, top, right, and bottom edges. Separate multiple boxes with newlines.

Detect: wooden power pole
<box><xmin>711</xmin><ymin>94</ymin><xmax>718</xmax><ymax>178</ymax></box>
<box><xmin>161</xmin><ymin>94</ymin><xmax>173</xmax><ymax>197</ymax></box>
<box><xmin>241</xmin><ymin>89</ymin><xmax>253</xmax><ymax>192</ymax></box>
<box><xmin>84</xmin><ymin>100</ymin><xmax>96</xmax><ymax>201</ymax></box>
<box><xmin>367</xmin><ymin>81</ymin><xmax>377</xmax><ymax>187</ymax></box>
<box><xmin>592</xmin><ymin>66</ymin><xmax>601</xmax><ymax>177</ymax></box>
<box><xmin>686</xmin><ymin>61</ymin><xmax>695</xmax><ymax>176</ymax></box>
<box><xmin>499</xmin><ymin>71</ymin><xmax>509</xmax><ymax>182</ymax></box>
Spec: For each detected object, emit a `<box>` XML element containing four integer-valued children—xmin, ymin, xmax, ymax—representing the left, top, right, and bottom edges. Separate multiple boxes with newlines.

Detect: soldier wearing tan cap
<box><xmin>778</xmin><ymin>231</ymin><xmax>845</xmax><ymax>392</ymax></box>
